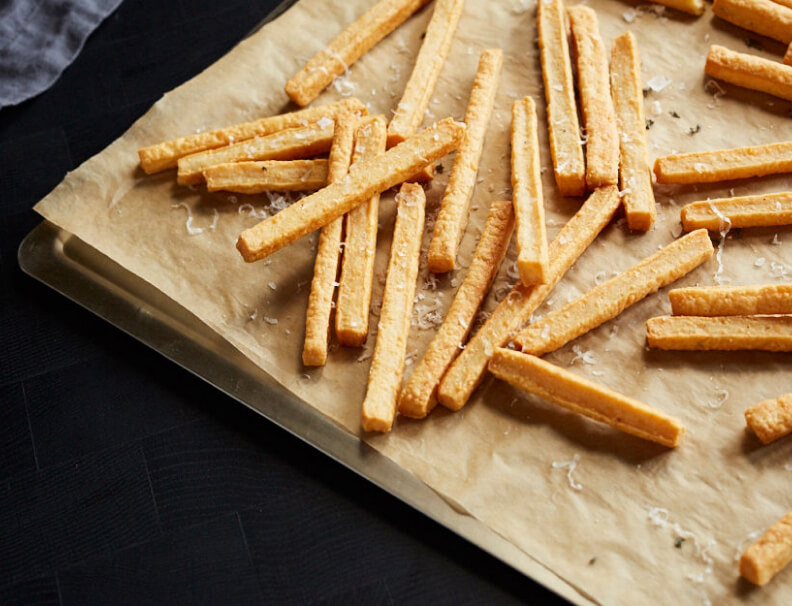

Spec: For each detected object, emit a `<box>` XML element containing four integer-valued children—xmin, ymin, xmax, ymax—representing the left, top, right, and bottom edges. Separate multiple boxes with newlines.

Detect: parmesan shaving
<box><xmin>552</xmin><ymin>455</ymin><xmax>582</xmax><ymax>491</ymax></box>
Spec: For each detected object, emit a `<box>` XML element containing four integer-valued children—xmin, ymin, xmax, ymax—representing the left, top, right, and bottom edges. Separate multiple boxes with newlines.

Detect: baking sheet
<box><xmin>33</xmin><ymin>0</ymin><xmax>792</xmax><ymax>603</ymax></box>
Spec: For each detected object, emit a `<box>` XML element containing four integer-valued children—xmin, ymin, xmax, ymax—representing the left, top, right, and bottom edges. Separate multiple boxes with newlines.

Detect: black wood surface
<box><xmin>0</xmin><ymin>1</ymin><xmax>570</xmax><ymax>604</ymax></box>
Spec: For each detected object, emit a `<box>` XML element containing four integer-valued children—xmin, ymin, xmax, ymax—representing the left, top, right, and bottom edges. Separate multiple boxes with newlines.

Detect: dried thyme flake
<box><xmin>688</xmin><ymin>124</ymin><xmax>701</xmax><ymax>135</ymax></box>
<box><xmin>646</xmin><ymin>119</ymin><xmax>655</xmax><ymax>130</ymax></box>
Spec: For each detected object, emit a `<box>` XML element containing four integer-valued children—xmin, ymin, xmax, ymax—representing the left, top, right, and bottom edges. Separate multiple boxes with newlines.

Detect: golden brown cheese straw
<box><xmin>537</xmin><ymin>0</ymin><xmax>586</xmax><ymax>197</ymax></box>
<box><xmin>514</xmin><ymin>230</ymin><xmax>714</xmax><ymax>355</ymax></box>
<box><xmin>654</xmin><ymin>139</ymin><xmax>792</xmax><ymax>185</ymax></box>
<box><xmin>398</xmin><ymin>200</ymin><xmax>515</xmax><ymax>419</ymax></box>
<box><xmin>705</xmin><ymin>44</ymin><xmax>792</xmax><ymax>102</ymax></box>
<box><xmin>203</xmin><ymin>160</ymin><xmax>328</xmax><ymax>193</ymax></box>
<box><xmin>237</xmin><ymin>118</ymin><xmax>465</xmax><ymax>263</ymax></box>
<box><xmin>137</xmin><ymin>98</ymin><xmax>365</xmax><ymax>174</ymax></box>
<box><xmin>335</xmin><ymin>116</ymin><xmax>388</xmax><ymax>347</ymax></box>
<box><xmin>511</xmin><ymin>97</ymin><xmax>550</xmax><ymax>285</ymax></box>
<box><xmin>712</xmin><ymin>0</ymin><xmax>792</xmax><ymax>43</ymax></box>
<box><xmin>670</xmin><ymin>284</ymin><xmax>792</xmax><ymax>316</ymax></box>
<box><xmin>785</xmin><ymin>41</ymin><xmax>792</xmax><ymax>65</ymax></box>
<box><xmin>428</xmin><ymin>49</ymin><xmax>503</xmax><ymax>273</ymax></box>
<box><xmin>284</xmin><ymin>0</ymin><xmax>432</xmax><ymax>107</ymax></box>
<box><xmin>681</xmin><ymin>192</ymin><xmax>792</xmax><ymax>231</ymax></box>
<box><xmin>648</xmin><ymin>0</ymin><xmax>705</xmax><ymax>15</ymax></box>
<box><xmin>646</xmin><ymin>315</ymin><xmax>792</xmax><ymax>351</ymax></box>
<box><xmin>361</xmin><ymin>183</ymin><xmax>426</xmax><ymax>432</ymax></box>
<box><xmin>177</xmin><ymin>122</ymin><xmax>335</xmax><ymax>186</ymax></box>
<box><xmin>610</xmin><ymin>32</ymin><xmax>656</xmax><ymax>231</ymax></box>
<box><xmin>302</xmin><ymin>114</ymin><xmax>358</xmax><ymax>367</ymax></box>
<box><xmin>745</xmin><ymin>393</ymin><xmax>792</xmax><ymax>445</ymax></box>
<box><xmin>436</xmin><ymin>185</ymin><xmax>621</xmax><ymax>412</ymax></box>
<box><xmin>740</xmin><ymin>508</ymin><xmax>792</xmax><ymax>585</ymax></box>
<box><xmin>386</xmin><ymin>0</ymin><xmax>465</xmax><ymax>146</ymax></box>
<box><xmin>489</xmin><ymin>349</ymin><xmax>686</xmax><ymax>447</ymax></box>
<box><xmin>567</xmin><ymin>6</ymin><xmax>619</xmax><ymax>190</ymax></box>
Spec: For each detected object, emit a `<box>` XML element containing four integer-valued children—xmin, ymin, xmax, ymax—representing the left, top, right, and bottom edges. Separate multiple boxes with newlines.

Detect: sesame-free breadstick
<box><xmin>740</xmin><ymin>508</ymin><xmax>792</xmax><ymax>585</ymax></box>
<box><xmin>654</xmin><ymin>140</ymin><xmax>792</xmax><ymax>185</ymax></box>
<box><xmin>649</xmin><ymin>0</ymin><xmax>705</xmax><ymax>15</ymax></box>
<box><xmin>203</xmin><ymin>160</ymin><xmax>328</xmax><ymax>193</ymax></box>
<box><xmin>681</xmin><ymin>192</ymin><xmax>792</xmax><ymax>231</ymax></box>
<box><xmin>537</xmin><ymin>0</ymin><xmax>586</xmax><ymax>197</ymax></box>
<box><xmin>705</xmin><ymin>44</ymin><xmax>792</xmax><ymax>102</ymax></box>
<box><xmin>237</xmin><ymin>118</ymin><xmax>465</xmax><ymax>263</ymax></box>
<box><xmin>670</xmin><ymin>284</ymin><xmax>792</xmax><ymax>316</ymax></box>
<box><xmin>511</xmin><ymin>97</ymin><xmax>550</xmax><ymax>285</ymax></box>
<box><xmin>138</xmin><ymin>98</ymin><xmax>365</xmax><ymax>174</ymax></box>
<box><xmin>436</xmin><ymin>185</ymin><xmax>621</xmax><ymax>412</ymax></box>
<box><xmin>489</xmin><ymin>349</ymin><xmax>686</xmax><ymax>447</ymax></box>
<box><xmin>285</xmin><ymin>0</ymin><xmax>432</xmax><ymax>107</ymax></box>
<box><xmin>361</xmin><ymin>183</ymin><xmax>425</xmax><ymax>432</ymax></box>
<box><xmin>514</xmin><ymin>230</ymin><xmax>714</xmax><ymax>355</ymax></box>
<box><xmin>745</xmin><ymin>393</ymin><xmax>792</xmax><ymax>445</ymax></box>
<box><xmin>177</xmin><ymin>122</ymin><xmax>335</xmax><ymax>186</ymax></box>
<box><xmin>428</xmin><ymin>49</ymin><xmax>503</xmax><ymax>273</ymax></box>
<box><xmin>386</xmin><ymin>0</ymin><xmax>465</xmax><ymax>146</ymax></box>
<box><xmin>646</xmin><ymin>315</ymin><xmax>792</xmax><ymax>351</ymax></box>
<box><xmin>398</xmin><ymin>200</ymin><xmax>515</xmax><ymax>419</ymax></box>
<box><xmin>712</xmin><ymin>0</ymin><xmax>792</xmax><ymax>43</ymax></box>
<box><xmin>568</xmin><ymin>6</ymin><xmax>619</xmax><ymax>190</ymax></box>
<box><xmin>336</xmin><ymin>116</ymin><xmax>388</xmax><ymax>347</ymax></box>
<box><xmin>610</xmin><ymin>32</ymin><xmax>656</xmax><ymax>231</ymax></box>
<box><xmin>302</xmin><ymin>114</ymin><xmax>358</xmax><ymax>367</ymax></box>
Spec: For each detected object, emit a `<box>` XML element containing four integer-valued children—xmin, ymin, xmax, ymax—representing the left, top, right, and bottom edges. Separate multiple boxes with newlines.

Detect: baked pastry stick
<box><xmin>649</xmin><ymin>0</ymin><xmax>705</xmax><ymax>15</ymax></box>
<box><xmin>361</xmin><ymin>183</ymin><xmax>425</xmax><ymax>432</ymax></box>
<box><xmin>712</xmin><ymin>0</ymin><xmax>792</xmax><ymax>43</ymax></box>
<box><xmin>654</xmin><ymin>139</ymin><xmax>792</xmax><ymax>185</ymax></box>
<box><xmin>398</xmin><ymin>200</ymin><xmax>515</xmax><ymax>419</ymax></box>
<box><xmin>386</xmin><ymin>0</ymin><xmax>465</xmax><ymax>146</ymax></box>
<box><xmin>138</xmin><ymin>98</ymin><xmax>365</xmax><ymax>174</ymax></box>
<box><xmin>336</xmin><ymin>116</ymin><xmax>388</xmax><ymax>347</ymax></box>
<box><xmin>237</xmin><ymin>117</ymin><xmax>465</xmax><ymax>263</ymax></box>
<box><xmin>204</xmin><ymin>160</ymin><xmax>328</xmax><ymax>193</ymax></box>
<box><xmin>489</xmin><ymin>349</ymin><xmax>686</xmax><ymax>447</ymax></box>
<box><xmin>511</xmin><ymin>97</ymin><xmax>550</xmax><ymax>285</ymax></box>
<box><xmin>646</xmin><ymin>315</ymin><xmax>792</xmax><ymax>351</ymax></box>
<box><xmin>681</xmin><ymin>192</ymin><xmax>792</xmax><ymax>230</ymax></box>
<box><xmin>437</xmin><ymin>186</ymin><xmax>621</xmax><ymax>412</ymax></box>
<box><xmin>745</xmin><ymin>393</ymin><xmax>792</xmax><ymax>445</ymax></box>
<box><xmin>177</xmin><ymin>121</ymin><xmax>335</xmax><ymax>186</ymax></box>
<box><xmin>705</xmin><ymin>45</ymin><xmax>792</xmax><ymax>102</ymax></box>
<box><xmin>785</xmin><ymin>42</ymin><xmax>792</xmax><ymax>65</ymax></box>
<box><xmin>514</xmin><ymin>230</ymin><xmax>714</xmax><ymax>355</ymax></box>
<box><xmin>740</xmin><ymin>508</ymin><xmax>792</xmax><ymax>585</ymax></box>
<box><xmin>428</xmin><ymin>49</ymin><xmax>503</xmax><ymax>273</ymax></box>
<box><xmin>537</xmin><ymin>0</ymin><xmax>586</xmax><ymax>197</ymax></box>
<box><xmin>610</xmin><ymin>32</ymin><xmax>656</xmax><ymax>231</ymax></box>
<box><xmin>302</xmin><ymin>115</ymin><xmax>358</xmax><ymax>367</ymax></box>
<box><xmin>567</xmin><ymin>6</ymin><xmax>619</xmax><ymax>190</ymax></box>
<box><xmin>285</xmin><ymin>0</ymin><xmax>432</xmax><ymax>107</ymax></box>
<box><xmin>670</xmin><ymin>284</ymin><xmax>792</xmax><ymax>316</ymax></box>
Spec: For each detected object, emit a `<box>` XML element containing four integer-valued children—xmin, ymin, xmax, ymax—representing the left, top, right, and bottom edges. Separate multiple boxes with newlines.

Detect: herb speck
<box><xmin>646</xmin><ymin>119</ymin><xmax>654</xmax><ymax>130</ymax></box>
<box><xmin>588</xmin><ymin>557</ymin><xmax>597</xmax><ymax>565</ymax></box>
<box><xmin>688</xmin><ymin>124</ymin><xmax>701</xmax><ymax>135</ymax></box>
<box><xmin>675</xmin><ymin>537</ymin><xmax>685</xmax><ymax>548</ymax></box>
<box><xmin>670</xmin><ymin>111</ymin><xmax>680</xmax><ymax>119</ymax></box>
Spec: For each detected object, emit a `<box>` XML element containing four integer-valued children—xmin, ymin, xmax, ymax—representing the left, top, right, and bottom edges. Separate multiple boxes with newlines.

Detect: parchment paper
<box><xmin>34</xmin><ymin>0</ymin><xmax>792</xmax><ymax>603</ymax></box>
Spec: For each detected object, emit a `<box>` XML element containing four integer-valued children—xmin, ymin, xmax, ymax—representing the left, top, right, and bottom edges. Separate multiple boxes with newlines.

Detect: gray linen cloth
<box><xmin>0</xmin><ymin>0</ymin><xmax>123</xmax><ymax>108</ymax></box>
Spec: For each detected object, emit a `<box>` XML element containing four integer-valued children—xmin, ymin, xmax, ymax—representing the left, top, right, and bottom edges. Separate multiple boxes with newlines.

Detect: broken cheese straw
<box><xmin>712</xmin><ymin>0</ymin><xmax>792</xmax><ymax>43</ymax></box>
<box><xmin>646</xmin><ymin>315</ymin><xmax>792</xmax><ymax>351</ymax></box>
<box><xmin>740</xmin><ymin>508</ymin><xmax>792</xmax><ymax>585</ymax></box>
<box><xmin>489</xmin><ymin>349</ymin><xmax>685</xmax><ymax>447</ymax></box>
<box><xmin>514</xmin><ymin>230</ymin><xmax>714</xmax><ymax>355</ymax></box>
<box><xmin>361</xmin><ymin>183</ymin><xmax>425</xmax><ymax>433</ymax></box>
<box><xmin>285</xmin><ymin>0</ymin><xmax>432</xmax><ymax>107</ymax></box>
<box><xmin>178</xmin><ymin>121</ymin><xmax>335</xmax><ymax>186</ymax></box>
<box><xmin>204</xmin><ymin>160</ymin><xmax>328</xmax><ymax>193</ymax></box>
<box><xmin>236</xmin><ymin>118</ymin><xmax>465</xmax><ymax>263</ymax></box>
<box><xmin>436</xmin><ymin>185</ymin><xmax>621</xmax><ymax>412</ymax></box>
<box><xmin>670</xmin><ymin>284</ymin><xmax>792</xmax><ymax>316</ymax></box>
<box><xmin>705</xmin><ymin>44</ymin><xmax>792</xmax><ymax>103</ymax></box>
<box><xmin>398</xmin><ymin>200</ymin><xmax>515</xmax><ymax>419</ymax></box>
<box><xmin>137</xmin><ymin>98</ymin><xmax>365</xmax><ymax>174</ymax></box>
<box><xmin>745</xmin><ymin>393</ymin><xmax>792</xmax><ymax>445</ymax></box>
<box><xmin>681</xmin><ymin>191</ymin><xmax>792</xmax><ymax>231</ymax></box>
<box><xmin>654</xmin><ymin>139</ymin><xmax>792</xmax><ymax>185</ymax></box>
